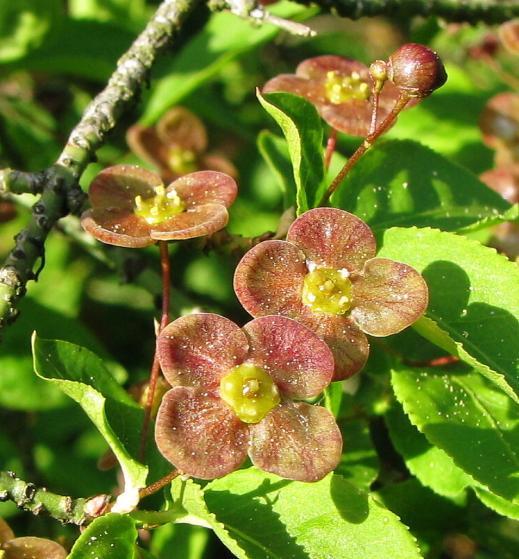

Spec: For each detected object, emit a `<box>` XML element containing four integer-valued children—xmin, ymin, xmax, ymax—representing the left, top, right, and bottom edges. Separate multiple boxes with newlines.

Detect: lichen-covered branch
<box><xmin>0</xmin><ymin>169</ymin><xmax>46</xmax><ymax>196</ymax></box>
<box><xmin>0</xmin><ymin>0</ymin><xmax>200</xmax><ymax>328</ymax></box>
<box><xmin>0</xmin><ymin>471</ymin><xmax>109</xmax><ymax>525</ymax></box>
<box><xmin>294</xmin><ymin>0</ymin><xmax>519</xmax><ymax>23</ymax></box>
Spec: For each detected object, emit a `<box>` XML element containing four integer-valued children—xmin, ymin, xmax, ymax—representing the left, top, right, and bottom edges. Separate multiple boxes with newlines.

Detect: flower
<box><xmin>0</xmin><ymin>518</ymin><xmax>67</xmax><ymax>559</ymax></box>
<box><xmin>81</xmin><ymin>164</ymin><xmax>237</xmax><ymax>248</ymax></box>
<box><xmin>480</xmin><ymin>92</ymin><xmax>519</xmax><ymax>166</ymax></box>
<box><xmin>127</xmin><ymin>107</ymin><xmax>236</xmax><ymax>182</ymax></box>
<box><xmin>234</xmin><ymin>208</ymin><xmax>428</xmax><ymax>380</ymax></box>
<box><xmin>263</xmin><ymin>55</ymin><xmax>403</xmax><ymax>137</ymax></box>
<box><xmin>154</xmin><ymin>313</ymin><xmax>342</xmax><ymax>481</ymax></box>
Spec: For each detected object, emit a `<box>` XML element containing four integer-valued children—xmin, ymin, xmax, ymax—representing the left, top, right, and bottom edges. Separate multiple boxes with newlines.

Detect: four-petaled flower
<box><xmin>127</xmin><ymin>107</ymin><xmax>237</xmax><ymax>183</ymax></box>
<box><xmin>81</xmin><ymin>164</ymin><xmax>237</xmax><ymax>248</ymax></box>
<box><xmin>234</xmin><ymin>208</ymin><xmax>428</xmax><ymax>380</ymax></box>
<box><xmin>263</xmin><ymin>55</ymin><xmax>402</xmax><ymax>137</ymax></box>
<box><xmin>0</xmin><ymin>518</ymin><xmax>67</xmax><ymax>559</ymax></box>
<box><xmin>154</xmin><ymin>313</ymin><xmax>342</xmax><ymax>481</ymax></box>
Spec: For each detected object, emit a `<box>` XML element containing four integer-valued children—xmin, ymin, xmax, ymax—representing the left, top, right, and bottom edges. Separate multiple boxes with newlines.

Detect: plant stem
<box><xmin>323</xmin><ymin>129</ymin><xmax>338</xmax><ymax>171</ymax></box>
<box><xmin>0</xmin><ymin>0</ymin><xmax>200</xmax><ymax>329</ymax></box>
<box><xmin>320</xmin><ymin>92</ymin><xmax>410</xmax><ymax>205</ymax></box>
<box><xmin>139</xmin><ymin>469</ymin><xmax>180</xmax><ymax>499</ymax></box>
<box><xmin>139</xmin><ymin>241</ymin><xmax>171</xmax><ymax>460</ymax></box>
<box><xmin>368</xmin><ymin>88</ymin><xmax>381</xmax><ymax>136</ymax></box>
<box><xmin>292</xmin><ymin>0</ymin><xmax>519</xmax><ymax>24</ymax></box>
<box><xmin>0</xmin><ymin>471</ymin><xmax>109</xmax><ymax>526</ymax></box>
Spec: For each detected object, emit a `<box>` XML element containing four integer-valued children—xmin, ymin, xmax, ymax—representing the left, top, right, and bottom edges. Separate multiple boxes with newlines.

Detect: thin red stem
<box><xmin>369</xmin><ymin>87</ymin><xmax>381</xmax><ymax>136</ymax></box>
<box><xmin>323</xmin><ymin>128</ymin><xmax>338</xmax><ymax>171</ymax></box>
<box><xmin>139</xmin><ymin>240</ymin><xmax>171</xmax><ymax>461</ymax></box>
<box><xmin>320</xmin><ymin>92</ymin><xmax>410</xmax><ymax>205</ymax></box>
<box><xmin>139</xmin><ymin>469</ymin><xmax>179</xmax><ymax>499</ymax></box>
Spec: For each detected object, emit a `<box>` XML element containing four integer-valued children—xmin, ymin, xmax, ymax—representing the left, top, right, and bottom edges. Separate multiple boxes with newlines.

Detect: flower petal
<box><xmin>157</xmin><ymin>313</ymin><xmax>249</xmax><ymax>389</ymax></box>
<box><xmin>320</xmin><ymin>100</ymin><xmax>374</xmax><ymax>137</ymax></box>
<box><xmin>155</xmin><ymin>387</ymin><xmax>249</xmax><ymax>479</ymax></box>
<box><xmin>156</xmin><ymin>107</ymin><xmax>208</xmax><ymax>154</ymax></box>
<box><xmin>150</xmin><ymin>204</ymin><xmax>229</xmax><ymax>240</ymax></box>
<box><xmin>234</xmin><ymin>240</ymin><xmax>307</xmax><ymax>318</ymax></box>
<box><xmin>351</xmin><ymin>257</ymin><xmax>428</xmax><ymax>336</ymax></box>
<box><xmin>302</xmin><ymin>313</ymin><xmax>369</xmax><ymax>380</ymax></box>
<box><xmin>170</xmin><ymin>171</ymin><xmax>237</xmax><ymax>208</ymax></box>
<box><xmin>249</xmin><ymin>401</ymin><xmax>342</xmax><ymax>482</ymax></box>
<box><xmin>263</xmin><ymin>74</ymin><xmax>321</xmax><ymax>104</ymax></box>
<box><xmin>242</xmin><ymin>316</ymin><xmax>334</xmax><ymax>399</ymax></box>
<box><xmin>80</xmin><ymin>208</ymin><xmax>154</xmax><ymax>248</ymax></box>
<box><xmin>126</xmin><ymin>124</ymin><xmax>171</xmax><ymax>173</ymax></box>
<box><xmin>200</xmin><ymin>153</ymin><xmax>238</xmax><ymax>179</ymax></box>
<box><xmin>287</xmin><ymin>208</ymin><xmax>376</xmax><ymax>271</ymax></box>
<box><xmin>296</xmin><ymin>55</ymin><xmax>369</xmax><ymax>82</ymax></box>
<box><xmin>3</xmin><ymin>537</ymin><xmax>67</xmax><ymax>559</ymax></box>
<box><xmin>88</xmin><ymin>164</ymin><xmax>162</xmax><ymax>210</ymax></box>
<box><xmin>0</xmin><ymin>518</ymin><xmax>14</xmax><ymax>544</ymax></box>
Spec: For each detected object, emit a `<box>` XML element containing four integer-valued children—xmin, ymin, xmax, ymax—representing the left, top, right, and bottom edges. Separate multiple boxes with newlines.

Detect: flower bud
<box><xmin>369</xmin><ymin>60</ymin><xmax>387</xmax><ymax>83</ymax></box>
<box><xmin>387</xmin><ymin>43</ymin><xmax>447</xmax><ymax>98</ymax></box>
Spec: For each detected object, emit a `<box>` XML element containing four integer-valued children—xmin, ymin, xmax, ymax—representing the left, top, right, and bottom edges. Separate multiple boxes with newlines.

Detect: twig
<box><xmin>0</xmin><ymin>0</ymin><xmax>200</xmax><ymax>329</ymax></box>
<box><xmin>0</xmin><ymin>471</ymin><xmax>110</xmax><ymax>526</ymax></box>
<box><xmin>293</xmin><ymin>0</ymin><xmax>519</xmax><ymax>24</ymax></box>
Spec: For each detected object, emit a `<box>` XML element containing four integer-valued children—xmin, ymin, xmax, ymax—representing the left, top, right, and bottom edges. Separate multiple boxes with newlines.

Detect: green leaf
<box><xmin>331</xmin><ymin>140</ymin><xmax>509</xmax><ymax>234</ymax></box>
<box><xmin>386</xmin><ymin>402</ymin><xmax>471</xmax><ymax>500</ymax></box>
<box><xmin>68</xmin><ymin>0</ymin><xmax>147</xmax><ymax>29</ymax></box>
<box><xmin>68</xmin><ymin>513</ymin><xmax>138</xmax><ymax>559</ymax></box>
<box><xmin>150</xmin><ymin>524</ymin><xmax>210</xmax><ymax>559</ymax></box>
<box><xmin>378</xmin><ymin>227</ymin><xmax>519</xmax><ymax>403</ymax></box>
<box><xmin>178</xmin><ymin>468</ymin><xmax>422</xmax><ymax>559</ymax></box>
<box><xmin>0</xmin><ymin>0</ymin><xmax>61</xmax><ymax>63</ymax></box>
<box><xmin>257</xmin><ymin>91</ymin><xmax>325</xmax><ymax>213</ymax></box>
<box><xmin>391</xmin><ymin>364</ymin><xmax>519</xmax><ymax>504</ymax></box>
<box><xmin>336</xmin><ymin>419</ymin><xmax>379</xmax><ymax>489</ymax></box>
<box><xmin>32</xmin><ymin>335</ymin><xmax>148</xmax><ymax>494</ymax></box>
<box><xmin>142</xmin><ymin>2</ymin><xmax>316</xmax><ymax>123</ymax></box>
<box><xmin>474</xmin><ymin>486</ymin><xmax>519</xmax><ymax>520</ymax></box>
<box><xmin>257</xmin><ymin>130</ymin><xmax>296</xmax><ymax>208</ymax></box>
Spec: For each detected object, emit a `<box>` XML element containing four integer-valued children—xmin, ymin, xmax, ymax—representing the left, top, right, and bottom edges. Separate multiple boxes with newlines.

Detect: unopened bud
<box><xmin>387</xmin><ymin>43</ymin><xmax>447</xmax><ymax>98</ymax></box>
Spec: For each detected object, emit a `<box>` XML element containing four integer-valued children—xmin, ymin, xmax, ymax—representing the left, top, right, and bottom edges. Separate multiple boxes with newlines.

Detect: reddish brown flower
<box><xmin>81</xmin><ymin>165</ymin><xmax>237</xmax><ymax>248</ymax></box>
<box><xmin>234</xmin><ymin>208</ymin><xmax>428</xmax><ymax>380</ymax></box>
<box><xmin>480</xmin><ymin>164</ymin><xmax>519</xmax><ymax>258</ymax></box>
<box><xmin>480</xmin><ymin>92</ymin><xmax>519</xmax><ymax>165</ymax></box>
<box><xmin>127</xmin><ymin>107</ymin><xmax>236</xmax><ymax>182</ymax></box>
<box><xmin>154</xmin><ymin>313</ymin><xmax>342</xmax><ymax>481</ymax></box>
<box><xmin>0</xmin><ymin>518</ymin><xmax>67</xmax><ymax>559</ymax></box>
<box><xmin>263</xmin><ymin>55</ymin><xmax>403</xmax><ymax>137</ymax></box>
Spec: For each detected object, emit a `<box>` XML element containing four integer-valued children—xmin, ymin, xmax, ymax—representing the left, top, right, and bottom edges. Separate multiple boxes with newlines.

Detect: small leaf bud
<box><xmin>369</xmin><ymin>60</ymin><xmax>387</xmax><ymax>83</ymax></box>
<box><xmin>387</xmin><ymin>43</ymin><xmax>447</xmax><ymax>98</ymax></box>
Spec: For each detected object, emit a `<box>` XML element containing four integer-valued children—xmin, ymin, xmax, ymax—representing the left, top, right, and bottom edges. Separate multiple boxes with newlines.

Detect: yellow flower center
<box><xmin>302</xmin><ymin>267</ymin><xmax>353</xmax><ymax>315</ymax></box>
<box><xmin>134</xmin><ymin>184</ymin><xmax>185</xmax><ymax>225</ymax></box>
<box><xmin>167</xmin><ymin>146</ymin><xmax>197</xmax><ymax>175</ymax></box>
<box><xmin>324</xmin><ymin>70</ymin><xmax>370</xmax><ymax>104</ymax></box>
<box><xmin>219</xmin><ymin>363</ymin><xmax>280</xmax><ymax>424</ymax></box>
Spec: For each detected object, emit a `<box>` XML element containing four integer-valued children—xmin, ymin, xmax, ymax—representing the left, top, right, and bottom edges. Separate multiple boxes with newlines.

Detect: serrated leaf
<box><xmin>331</xmin><ymin>140</ymin><xmax>509</xmax><ymax>234</ymax></box>
<box><xmin>391</xmin><ymin>364</ymin><xmax>519</xmax><ymax>504</ymax></box>
<box><xmin>257</xmin><ymin>91</ymin><xmax>325</xmax><ymax>213</ymax></box>
<box><xmin>378</xmin><ymin>227</ymin><xmax>519</xmax><ymax>402</ymax></box>
<box><xmin>68</xmin><ymin>513</ymin><xmax>137</xmax><ymax>559</ymax></box>
<box><xmin>386</xmin><ymin>402</ymin><xmax>471</xmax><ymax>500</ymax></box>
<box><xmin>474</xmin><ymin>486</ymin><xmax>519</xmax><ymax>520</ymax></box>
<box><xmin>257</xmin><ymin>130</ymin><xmax>295</xmax><ymax>208</ymax></box>
<box><xmin>178</xmin><ymin>468</ymin><xmax>422</xmax><ymax>559</ymax></box>
<box><xmin>142</xmin><ymin>2</ymin><xmax>316</xmax><ymax>124</ymax></box>
<box><xmin>32</xmin><ymin>335</ymin><xmax>148</xmax><ymax>494</ymax></box>
<box><xmin>171</xmin><ymin>478</ymin><xmax>246</xmax><ymax>559</ymax></box>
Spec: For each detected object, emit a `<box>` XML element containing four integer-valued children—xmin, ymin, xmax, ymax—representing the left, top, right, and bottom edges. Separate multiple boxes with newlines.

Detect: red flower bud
<box><xmin>387</xmin><ymin>43</ymin><xmax>447</xmax><ymax>98</ymax></box>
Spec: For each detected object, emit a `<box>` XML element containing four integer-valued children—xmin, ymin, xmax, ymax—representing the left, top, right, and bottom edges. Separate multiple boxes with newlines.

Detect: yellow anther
<box><xmin>302</xmin><ymin>267</ymin><xmax>353</xmax><ymax>315</ymax></box>
<box><xmin>133</xmin><ymin>184</ymin><xmax>185</xmax><ymax>225</ymax></box>
<box><xmin>167</xmin><ymin>146</ymin><xmax>197</xmax><ymax>175</ymax></box>
<box><xmin>324</xmin><ymin>70</ymin><xmax>371</xmax><ymax>104</ymax></box>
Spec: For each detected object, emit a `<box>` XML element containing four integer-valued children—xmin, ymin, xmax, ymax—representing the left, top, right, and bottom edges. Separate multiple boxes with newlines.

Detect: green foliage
<box><xmin>391</xmin><ymin>364</ymin><xmax>519</xmax><ymax>505</ymax></box>
<box><xmin>378</xmin><ymin>226</ymin><xmax>519</xmax><ymax>403</ymax></box>
<box><xmin>331</xmin><ymin>139</ymin><xmax>510</xmax><ymax>234</ymax></box>
<box><xmin>176</xmin><ymin>469</ymin><xmax>422</xmax><ymax>559</ymax></box>
<box><xmin>257</xmin><ymin>91</ymin><xmax>325</xmax><ymax>213</ymax></box>
<box><xmin>32</xmin><ymin>335</ymin><xmax>148</xmax><ymax>492</ymax></box>
<box><xmin>68</xmin><ymin>513</ymin><xmax>138</xmax><ymax>558</ymax></box>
